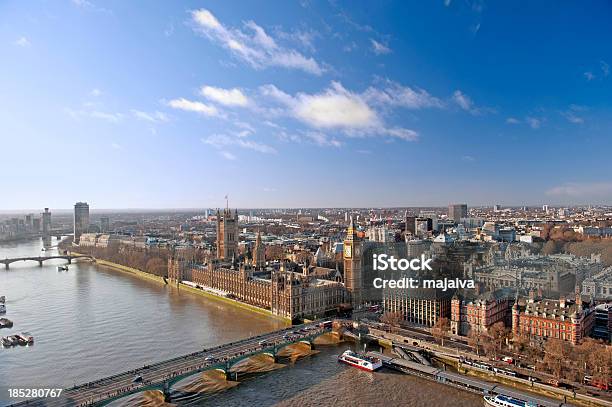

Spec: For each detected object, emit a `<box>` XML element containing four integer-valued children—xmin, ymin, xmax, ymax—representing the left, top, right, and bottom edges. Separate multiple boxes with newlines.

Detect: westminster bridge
<box><xmin>1</xmin><ymin>255</ymin><xmax>94</xmax><ymax>269</ymax></box>
<box><xmin>10</xmin><ymin>322</ymin><xmax>335</xmax><ymax>406</ymax></box>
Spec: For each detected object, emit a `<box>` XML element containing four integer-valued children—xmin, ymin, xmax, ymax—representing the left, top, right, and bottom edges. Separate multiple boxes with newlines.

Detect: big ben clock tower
<box><xmin>344</xmin><ymin>216</ymin><xmax>363</xmax><ymax>307</ymax></box>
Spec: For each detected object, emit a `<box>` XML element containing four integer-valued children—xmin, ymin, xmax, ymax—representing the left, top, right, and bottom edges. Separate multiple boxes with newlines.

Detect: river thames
<box><xmin>0</xmin><ymin>238</ymin><xmax>481</xmax><ymax>406</ymax></box>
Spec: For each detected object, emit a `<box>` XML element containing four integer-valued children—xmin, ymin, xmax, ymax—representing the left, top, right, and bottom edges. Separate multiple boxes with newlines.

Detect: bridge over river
<box><xmin>1</xmin><ymin>255</ymin><xmax>94</xmax><ymax>269</ymax></box>
<box><xmin>10</xmin><ymin>322</ymin><xmax>333</xmax><ymax>406</ymax></box>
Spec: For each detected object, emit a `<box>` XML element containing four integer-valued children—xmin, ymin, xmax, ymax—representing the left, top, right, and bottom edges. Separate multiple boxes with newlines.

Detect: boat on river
<box><xmin>0</xmin><ymin>318</ymin><xmax>13</xmax><ymax>328</ymax></box>
<box><xmin>483</xmin><ymin>394</ymin><xmax>537</xmax><ymax>407</ymax></box>
<box><xmin>337</xmin><ymin>350</ymin><xmax>382</xmax><ymax>372</ymax></box>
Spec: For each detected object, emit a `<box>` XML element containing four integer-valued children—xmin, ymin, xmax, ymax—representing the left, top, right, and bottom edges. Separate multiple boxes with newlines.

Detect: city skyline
<box><xmin>2</xmin><ymin>1</ymin><xmax>612</xmax><ymax>209</ymax></box>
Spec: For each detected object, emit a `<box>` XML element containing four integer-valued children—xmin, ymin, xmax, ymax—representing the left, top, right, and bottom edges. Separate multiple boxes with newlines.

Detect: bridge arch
<box><xmin>1</xmin><ymin>255</ymin><xmax>94</xmax><ymax>269</ymax></box>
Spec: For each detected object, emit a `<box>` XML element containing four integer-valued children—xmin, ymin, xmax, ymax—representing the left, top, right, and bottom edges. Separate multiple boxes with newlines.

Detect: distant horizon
<box><xmin>0</xmin><ymin>203</ymin><xmax>610</xmax><ymax>216</ymax></box>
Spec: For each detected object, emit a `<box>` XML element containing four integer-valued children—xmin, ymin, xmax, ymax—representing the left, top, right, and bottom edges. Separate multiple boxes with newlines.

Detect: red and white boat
<box><xmin>338</xmin><ymin>350</ymin><xmax>383</xmax><ymax>372</ymax></box>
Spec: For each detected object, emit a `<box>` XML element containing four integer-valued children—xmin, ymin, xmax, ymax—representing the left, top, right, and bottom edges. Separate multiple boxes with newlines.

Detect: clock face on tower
<box><xmin>344</xmin><ymin>244</ymin><xmax>352</xmax><ymax>258</ymax></box>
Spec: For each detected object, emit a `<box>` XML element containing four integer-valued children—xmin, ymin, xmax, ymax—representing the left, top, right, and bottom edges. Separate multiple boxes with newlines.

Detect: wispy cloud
<box><xmin>370</xmin><ymin>39</ymin><xmax>391</xmax><ymax>55</ymax></box>
<box><xmin>71</xmin><ymin>0</ymin><xmax>110</xmax><ymax>13</ymax></box>
<box><xmin>583</xmin><ymin>61</ymin><xmax>609</xmax><ymax>81</ymax></box>
<box><xmin>219</xmin><ymin>151</ymin><xmax>236</xmax><ymax>160</ymax></box>
<box><xmin>303</xmin><ymin>131</ymin><xmax>342</xmax><ymax>147</ymax></box>
<box><xmin>452</xmin><ymin>90</ymin><xmax>492</xmax><ymax>115</ymax></box>
<box><xmin>167</xmin><ymin>98</ymin><xmax>220</xmax><ymax>117</ymax></box>
<box><xmin>546</xmin><ymin>182</ymin><xmax>612</xmax><ymax>197</ymax></box>
<box><xmin>363</xmin><ymin>79</ymin><xmax>443</xmax><ymax>109</ymax></box>
<box><xmin>601</xmin><ymin>60</ymin><xmax>610</xmax><ymax>77</ymax></box>
<box><xmin>90</xmin><ymin>88</ymin><xmax>102</xmax><ymax>97</ymax></box>
<box><xmin>561</xmin><ymin>104</ymin><xmax>587</xmax><ymax>124</ymax></box>
<box><xmin>202</xmin><ymin>134</ymin><xmax>277</xmax><ymax>154</ymax></box>
<box><xmin>14</xmin><ymin>37</ymin><xmax>30</xmax><ymax>47</ymax></box>
<box><xmin>131</xmin><ymin>110</ymin><xmax>169</xmax><ymax>123</ymax></box>
<box><xmin>66</xmin><ymin>107</ymin><xmax>124</xmax><ymax>123</ymax></box>
<box><xmin>562</xmin><ymin>112</ymin><xmax>583</xmax><ymax>124</ymax></box>
<box><xmin>525</xmin><ymin>116</ymin><xmax>542</xmax><ymax>129</ymax></box>
<box><xmin>201</xmin><ymin>86</ymin><xmax>249</xmax><ymax>107</ymax></box>
<box><xmin>461</xmin><ymin>155</ymin><xmax>475</xmax><ymax>162</ymax></box>
<box><xmin>190</xmin><ymin>9</ymin><xmax>324</xmax><ymax>75</ymax></box>
<box><xmin>506</xmin><ymin>117</ymin><xmax>520</xmax><ymax>124</ymax></box>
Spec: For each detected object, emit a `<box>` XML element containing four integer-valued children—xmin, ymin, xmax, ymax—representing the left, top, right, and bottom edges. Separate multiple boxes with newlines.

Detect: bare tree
<box><xmin>380</xmin><ymin>311</ymin><xmax>403</xmax><ymax>332</ymax></box>
<box><xmin>432</xmin><ymin>317</ymin><xmax>450</xmax><ymax>347</ymax></box>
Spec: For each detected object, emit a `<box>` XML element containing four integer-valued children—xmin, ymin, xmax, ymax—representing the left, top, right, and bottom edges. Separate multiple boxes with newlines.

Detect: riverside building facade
<box><xmin>166</xmin><ymin>208</ymin><xmax>349</xmax><ymax>320</ymax></box>
<box><xmin>511</xmin><ymin>294</ymin><xmax>595</xmax><ymax>345</ymax></box>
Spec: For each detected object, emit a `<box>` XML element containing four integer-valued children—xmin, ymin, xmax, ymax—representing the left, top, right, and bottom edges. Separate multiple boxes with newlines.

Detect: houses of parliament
<box><xmin>168</xmin><ymin>208</ymin><xmax>361</xmax><ymax>320</ymax></box>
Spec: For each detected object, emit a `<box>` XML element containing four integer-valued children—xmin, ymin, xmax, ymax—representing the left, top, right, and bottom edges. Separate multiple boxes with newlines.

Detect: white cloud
<box><xmin>67</xmin><ymin>107</ymin><xmax>124</xmax><ymax>123</ymax></box>
<box><xmin>131</xmin><ymin>110</ymin><xmax>169</xmax><ymax>123</ymax></box>
<box><xmin>546</xmin><ymin>182</ymin><xmax>612</xmax><ymax>197</ymax></box>
<box><xmin>452</xmin><ymin>90</ymin><xmax>473</xmax><ymax>111</ymax></box>
<box><xmin>259</xmin><ymin>81</ymin><xmax>420</xmax><ymax>142</ymax></box>
<box><xmin>562</xmin><ymin>111</ymin><xmax>584</xmax><ymax>124</ymax></box>
<box><xmin>444</xmin><ymin>0</ymin><xmax>452</xmax><ymax>6</ymax></box>
<box><xmin>370</xmin><ymin>39</ymin><xmax>391</xmax><ymax>55</ymax></box>
<box><xmin>584</xmin><ymin>71</ymin><xmax>595</xmax><ymax>81</ymax></box>
<box><xmin>294</xmin><ymin>82</ymin><xmax>376</xmax><ymax>128</ymax></box>
<box><xmin>363</xmin><ymin>80</ymin><xmax>443</xmax><ymax>109</ymax></box>
<box><xmin>506</xmin><ymin>117</ymin><xmax>520</xmax><ymax>124</ymax></box>
<box><xmin>202</xmin><ymin>134</ymin><xmax>276</xmax><ymax>154</ymax></box>
<box><xmin>220</xmin><ymin>151</ymin><xmax>237</xmax><ymax>160</ymax></box>
<box><xmin>90</xmin><ymin>111</ymin><xmax>123</xmax><ymax>123</ymax></box>
<box><xmin>235</xmin><ymin>121</ymin><xmax>255</xmax><ymax>132</ymax></box>
<box><xmin>525</xmin><ymin>116</ymin><xmax>542</xmax><ymax>129</ymax></box>
<box><xmin>343</xmin><ymin>42</ymin><xmax>357</xmax><ymax>52</ymax></box>
<box><xmin>452</xmin><ymin>90</ymin><xmax>493</xmax><ymax>115</ymax></box>
<box><xmin>191</xmin><ymin>9</ymin><xmax>324</xmax><ymax>75</ymax></box>
<box><xmin>71</xmin><ymin>0</ymin><xmax>110</xmax><ymax>13</ymax></box>
<box><xmin>259</xmin><ymin>84</ymin><xmax>294</xmax><ymax>106</ymax></box>
<box><xmin>461</xmin><ymin>155</ymin><xmax>475</xmax><ymax>162</ymax></box>
<box><xmin>111</xmin><ymin>142</ymin><xmax>121</xmax><ymax>150</ymax></box>
<box><xmin>72</xmin><ymin>0</ymin><xmax>93</xmax><ymax>7</ymax></box>
<box><xmin>14</xmin><ymin>37</ymin><xmax>30</xmax><ymax>47</ymax></box>
<box><xmin>303</xmin><ymin>131</ymin><xmax>342</xmax><ymax>147</ymax></box>
<box><xmin>201</xmin><ymin>86</ymin><xmax>249</xmax><ymax>106</ymax></box>
<box><xmin>167</xmin><ymin>98</ymin><xmax>219</xmax><ymax>117</ymax></box>
<box><xmin>601</xmin><ymin>60</ymin><xmax>610</xmax><ymax>77</ymax></box>
<box><xmin>274</xmin><ymin>28</ymin><xmax>318</xmax><ymax>53</ymax></box>
<box><xmin>90</xmin><ymin>88</ymin><xmax>102</xmax><ymax>97</ymax></box>
<box><xmin>380</xmin><ymin>127</ymin><xmax>419</xmax><ymax>141</ymax></box>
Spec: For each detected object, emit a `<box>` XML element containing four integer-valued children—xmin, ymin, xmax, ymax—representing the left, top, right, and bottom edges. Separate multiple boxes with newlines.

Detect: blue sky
<box><xmin>1</xmin><ymin>0</ymin><xmax>611</xmax><ymax>209</ymax></box>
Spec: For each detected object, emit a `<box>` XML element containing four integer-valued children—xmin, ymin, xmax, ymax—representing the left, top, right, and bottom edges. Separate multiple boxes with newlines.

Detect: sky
<box><xmin>1</xmin><ymin>0</ymin><xmax>611</xmax><ymax>210</ymax></box>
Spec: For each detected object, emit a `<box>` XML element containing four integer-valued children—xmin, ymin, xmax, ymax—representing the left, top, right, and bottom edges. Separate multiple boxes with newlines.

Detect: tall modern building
<box><xmin>343</xmin><ymin>217</ymin><xmax>364</xmax><ymax>307</ymax></box>
<box><xmin>448</xmin><ymin>203</ymin><xmax>468</xmax><ymax>222</ymax></box>
<box><xmin>404</xmin><ymin>211</ymin><xmax>416</xmax><ymax>236</ymax></box>
<box><xmin>41</xmin><ymin>208</ymin><xmax>51</xmax><ymax>237</ymax></box>
<box><xmin>216</xmin><ymin>208</ymin><xmax>239</xmax><ymax>260</ymax></box>
<box><xmin>73</xmin><ymin>202</ymin><xmax>90</xmax><ymax>244</ymax></box>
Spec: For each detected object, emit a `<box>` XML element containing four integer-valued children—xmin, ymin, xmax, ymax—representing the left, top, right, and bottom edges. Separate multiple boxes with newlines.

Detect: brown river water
<box><xmin>0</xmin><ymin>238</ymin><xmax>481</xmax><ymax>407</ymax></box>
